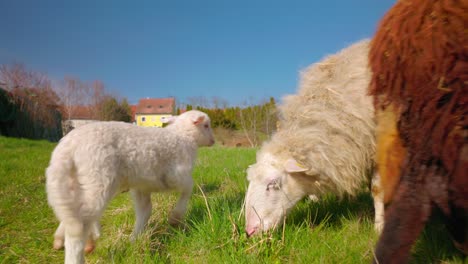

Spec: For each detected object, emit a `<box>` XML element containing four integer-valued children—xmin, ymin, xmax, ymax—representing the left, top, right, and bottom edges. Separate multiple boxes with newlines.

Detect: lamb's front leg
<box><xmin>169</xmin><ymin>177</ymin><xmax>194</xmax><ymax>226</ymax></box>
<box><xmin>130</xmin><ymin>189</ymin><xmax>152</xmax><ymax>240</ymax></box>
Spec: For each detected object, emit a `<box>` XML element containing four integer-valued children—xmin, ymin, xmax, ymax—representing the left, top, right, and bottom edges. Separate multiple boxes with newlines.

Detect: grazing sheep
<box><xmin>46</xmin><ymin>110</ymin><xmax>215</xmax><ymax>264</ymax></box>
<box><xmin>369</xmin><ymin>0</ymin><xmax>468</xmax><ymax>263</ymax></box>
<box><xmin>244</xmin><ymin>39</ymin><xmax>384</xmax><ymax>236</ymax></box>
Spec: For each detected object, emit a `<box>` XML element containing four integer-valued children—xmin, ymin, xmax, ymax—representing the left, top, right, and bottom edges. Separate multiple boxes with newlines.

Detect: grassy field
<box><xmin>0</xmin><ymin>136</ymin><xmax>465</xmax><ymax>263</ymax></box>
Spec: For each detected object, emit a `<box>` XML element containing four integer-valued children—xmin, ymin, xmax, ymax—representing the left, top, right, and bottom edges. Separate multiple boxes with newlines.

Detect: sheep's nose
<box><xmin>246</xmin><ymin>227</ymin><xmax>257</xmax><ymax>237</ymax></box>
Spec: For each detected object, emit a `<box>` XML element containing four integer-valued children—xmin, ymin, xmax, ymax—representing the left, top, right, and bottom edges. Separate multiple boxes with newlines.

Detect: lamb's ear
<box><xmin>284</xmin><ymin>158</ymin><xmax>308</xmax><ymax>173</ymax></box>
<box><xmin>192</xmin><ymin>114</ymin><xmax>205</xmax><ymax>125</ymax></box>
<box><xmin>161</xmin><ymin>116</ymin><xmax>177</xmax><ymax>124</ymax></box>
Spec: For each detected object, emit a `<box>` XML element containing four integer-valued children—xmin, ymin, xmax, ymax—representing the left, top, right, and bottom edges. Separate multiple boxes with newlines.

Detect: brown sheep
<box><xmin>369</xmin><ymin>0</ymin><xmax>468</xmax><ymax>263</ymax></box>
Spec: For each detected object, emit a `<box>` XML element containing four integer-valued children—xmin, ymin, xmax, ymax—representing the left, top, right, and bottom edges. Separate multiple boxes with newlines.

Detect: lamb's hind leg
<box><xmin>63</xmin><ymin>218</ymin><xmax>90</xmax><ymax>264</ymax></box>
<box><xmin>53</xmin><ymin>221</ymin><xmax>65</xmax><ymax>250</ymax></box>
<box><xmin>84</xmin><ymin>221</ymin><xmax>101</xmax><ymax>253</ymax></box>
<box><xmin>54</xmin><ymin>221</ymin><xmax>100</xmax><ymax>254</ymax></box>
<box><xmin>169</xmin><ymin>177</ymin><xmax>194</xmax><ymax>226</ymax></box>
<box><xmin>130</xmin><ymin>190</ymin><xmax>152</xmax><ymax>240</ymax></box>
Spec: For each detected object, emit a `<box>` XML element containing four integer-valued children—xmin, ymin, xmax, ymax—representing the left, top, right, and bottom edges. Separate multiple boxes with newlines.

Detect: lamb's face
<box><xmin>167</xmin><ymin>110</ymin><xmax>215</xmax><ymax>147</ymax></box>
<box><xmin>244</xmin><ymin>154</ymin><xmax>308</xmax><ymax>236</ymax></box>
<box><xmin>193</xmin><ymin>115</ymin><xmax>215</xmax><ymax>147</ymax></box>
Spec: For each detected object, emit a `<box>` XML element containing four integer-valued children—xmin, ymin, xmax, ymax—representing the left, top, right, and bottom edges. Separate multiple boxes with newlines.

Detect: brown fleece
<box><xmin>369</xmin><ymin>0</ymin><xmax>468</xmax><ymax>263</ymax></box>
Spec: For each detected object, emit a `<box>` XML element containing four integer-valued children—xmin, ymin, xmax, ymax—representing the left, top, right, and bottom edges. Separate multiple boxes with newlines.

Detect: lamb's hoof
<box><xmin>169</xmin><ymin>212</ymin><xmax>184</xmax><ymax>227</ymax></box>
<box><xmin>169</xmin><ymin>218</ymin><xmax>183</xmax><ymax>227</ymax></box>
<box><xmin>170</xmin><ymin>220</ymin><xmax>188</xmax><ymax>232</ymax></box>
<box><xmin>169</xmin><ymin>215</ymin><xmax>187</xmax><ymax>229</ymax></box>
<box><xmin>84</xmin><ymin>240</ymin><xmax>95</xmax><ymax>254</ymax></box>
<box><xmin>53</xmin><ymin>237</ymin><xmax>64</xmax><ymax>250</ymax></box>
<box><xmin>130</xmin><ymin>233</ymin><xmax>140</xmax><ymax>242</ymax></box>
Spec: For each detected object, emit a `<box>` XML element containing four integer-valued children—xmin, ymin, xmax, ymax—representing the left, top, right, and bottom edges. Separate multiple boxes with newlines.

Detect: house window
<box><xmin>141</xmin><ymin>117</ymin><xmax>146</xmax><ymax>122</ymax></box>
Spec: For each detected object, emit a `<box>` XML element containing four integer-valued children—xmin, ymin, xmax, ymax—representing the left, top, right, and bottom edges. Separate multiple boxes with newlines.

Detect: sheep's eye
<box><xmin>204</xmin><ymin>124</ymin><xmax>209</xmax><ymax>128</ymax></box>
<box><xmin>266</xmin><ymin>180</ymin><xmax>280</xmax><ymax>191</ymax></box>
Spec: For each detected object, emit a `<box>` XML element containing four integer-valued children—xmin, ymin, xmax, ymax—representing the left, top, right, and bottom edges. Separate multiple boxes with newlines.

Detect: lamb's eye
<box><xmin>204</xmin><ymin>124</ymin><xmax>209</xmax><ymax>128</ymax></box>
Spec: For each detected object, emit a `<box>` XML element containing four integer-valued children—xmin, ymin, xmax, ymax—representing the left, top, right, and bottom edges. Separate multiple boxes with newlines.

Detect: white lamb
<box><xmin>244</xmin><ymin>39</ymin><xmax>384</xmax><ymax>236</ymax></box>
<box><xmin>46</xmin><ymin>110</ymin><xmax>215</xmax><ymax>264</ymax></box>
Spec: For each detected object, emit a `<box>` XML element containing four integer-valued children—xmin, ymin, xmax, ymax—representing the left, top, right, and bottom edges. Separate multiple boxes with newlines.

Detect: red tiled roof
<box><xmin>130</xmin><ymin>105</ymin><xmax>137</xmax><ymax>122</ymax></box>
<box><xmin>136</xmin><ymin>98</ymin><xmax>175</xmax><ymax>115</ymax></box>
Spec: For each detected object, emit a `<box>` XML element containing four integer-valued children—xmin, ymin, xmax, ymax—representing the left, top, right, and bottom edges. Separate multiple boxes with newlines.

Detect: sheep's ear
<box><xmin>192</xmin><ymin>115</ymin><xmax>205</xmax><ymax>125</ymax></box>
<box><xmin>161</xmin><ymin>116</ymin><xmax>177</xmax><ymax>124</ymax></box>
<box><xmin>284</xmin><ymin>158</ymin><xmax>308</xmax><ymax>173</ymax></box>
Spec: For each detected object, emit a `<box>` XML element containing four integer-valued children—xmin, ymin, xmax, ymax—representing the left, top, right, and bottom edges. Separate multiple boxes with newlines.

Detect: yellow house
<box><xmin>135</xmin><ymin>97</ymin><xmax>176</xmax><ymax>127</ymax></box>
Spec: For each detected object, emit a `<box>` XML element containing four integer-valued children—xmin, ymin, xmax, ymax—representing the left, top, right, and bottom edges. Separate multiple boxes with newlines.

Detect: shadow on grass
<box><xmin>287</xmin><ymin>191</ymin><xmax>375</xmax><ymax>229</ymax></box>
<box><xmin>196</xmin><ymin>182</ymin><xmax>221</xmax><ymax>194</ymax></box>
<box><xmin>287</xmin><ymin>191</ymin><xmax>465</xmax><ymax>263</ymax></box>
<box><xmin>410</xmin><ymin>209</ymin><xmax>466</xmax><ymax>263</ymax></box>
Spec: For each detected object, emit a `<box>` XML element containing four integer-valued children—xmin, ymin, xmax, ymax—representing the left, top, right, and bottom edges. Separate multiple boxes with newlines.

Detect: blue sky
<box><xmin>0</xmin><ymin>0</ymin><xmax>395</xmax><ymax>106</ymax></box>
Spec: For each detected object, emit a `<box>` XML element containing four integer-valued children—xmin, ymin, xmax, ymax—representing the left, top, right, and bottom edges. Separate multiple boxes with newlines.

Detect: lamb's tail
<box><xmin>46</xmin><ymin>150</ymin><xmax>86</xmax><ymax>264</ymax></box>
<box><xmin>46</xmin><ymin>150</ymin><xmax>80</xmax><ymax>222</ymax></box>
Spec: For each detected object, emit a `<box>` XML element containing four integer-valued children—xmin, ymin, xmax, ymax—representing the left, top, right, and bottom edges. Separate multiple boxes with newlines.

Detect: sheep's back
<box><xmin>272</xmin><ymin>39</ymin><xmax>375</xmax><ymax>196</ymax></box>
<box><xmin>53</xmin><ymin>122</ymin><xmax>196</xmax><ymax>178</ymax></box>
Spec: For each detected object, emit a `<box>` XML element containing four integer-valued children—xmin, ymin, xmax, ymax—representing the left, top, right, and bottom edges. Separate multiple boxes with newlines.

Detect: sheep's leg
<box><xmin>64</xmin><ymin>219</ymin><xmax>91</xmax><ymax>264</ymax></box>
<box><xmin>53</xmin><ymin>221</ymin><xmax>65</xmax><ymax>250</ymax></box>
<box><xmin>131</xmin><ymin>189</ymin><xmax>152</xmax><ymax>240</ymax></box>
<box><xmin>54</xmin><ymin>220</ymin><xmax>100</xmax><ymax>253</ymax></box>
<box><xmin>373</xmin><ymin>180</ymin><xmax>430</xmax><ymax>264</ymax></box>
<box><xmin>169</xmin><ymin>177</ymin><xmax>194</xmax><ymax>226</ymax></box>
<box><xmin>84</xmin><ymin>221</ymin><xmax>101</xmax><ymax>254</ymax></box>
<box><xmin>371</xmin><ymin>172</ymin><xmax>385</xmax><ymax>233</ymax></box>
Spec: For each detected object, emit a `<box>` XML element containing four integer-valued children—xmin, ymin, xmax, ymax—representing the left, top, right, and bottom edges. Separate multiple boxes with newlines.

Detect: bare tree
<box><xmin>176</xmin><ymin>100</ymin><xmax>187</xmax><ymax>113</ymax></box>
<box><xmin>53</xmin><ymin>77</ymin><xmax>109</xmax><ymax>122</ymax></box>
<box><xmin>238</xmin><ymin>97</ymin><xmax>262</xmax><ymax>147</ymax></box>
<box><xmin>239</xmin><ymin>108</ymin><xmax>257</xmax><ymax>147</ymax></box>
<box><xmin>211</xmin><ymin>96</ymin><xmax>229</xmax><ymax>109</ymax></box>
<box><xmin>238</xmin><ymin>97</ymin><xmax>278</xmax><ymax>147</ymax></box>
<box><xmin>88</xmin><ymin>80</ymin><xmax>106</xmax><ymax>120</ymax></box>
<box><xmin>0</xmin><ymin>63</ymin><xmax>51</xmax><ymax>91</ymax></box>
<box><xmin>187</xmin><ymin>96</ymin><xmax>210</xmax><ymax>108</ymax></box>
<box><xmin>0</xmin><ymin>63</ymin><xmax>56</xmax><ymax>112</ymax></box>
<box><xmin>54</xmin><ymin>76</ymin><xmax>88</xmax><ymax>121</ymax></box>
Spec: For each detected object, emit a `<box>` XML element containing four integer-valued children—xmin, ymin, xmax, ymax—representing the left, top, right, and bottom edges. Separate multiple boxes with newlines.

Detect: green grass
<box><xmin>0</xmin><ymin>136</ymin><xmax>465</xmax><ymax>263</ymax></box>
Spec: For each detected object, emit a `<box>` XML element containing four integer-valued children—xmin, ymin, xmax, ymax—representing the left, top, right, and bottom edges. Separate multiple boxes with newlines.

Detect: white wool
<box><xmin>245</xmin><ymin>39</ymin><xmax>384</xmax><ymax>235</ymax></box>
<box><xmin>264</xmin><ymin>39</ymin><xmax>374</xmax><ymax>196</ymax></box>
<box><xmin>46</xmin><ymin>110</ymin><xmax>214</xmax><ymax>264</ymax></box>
